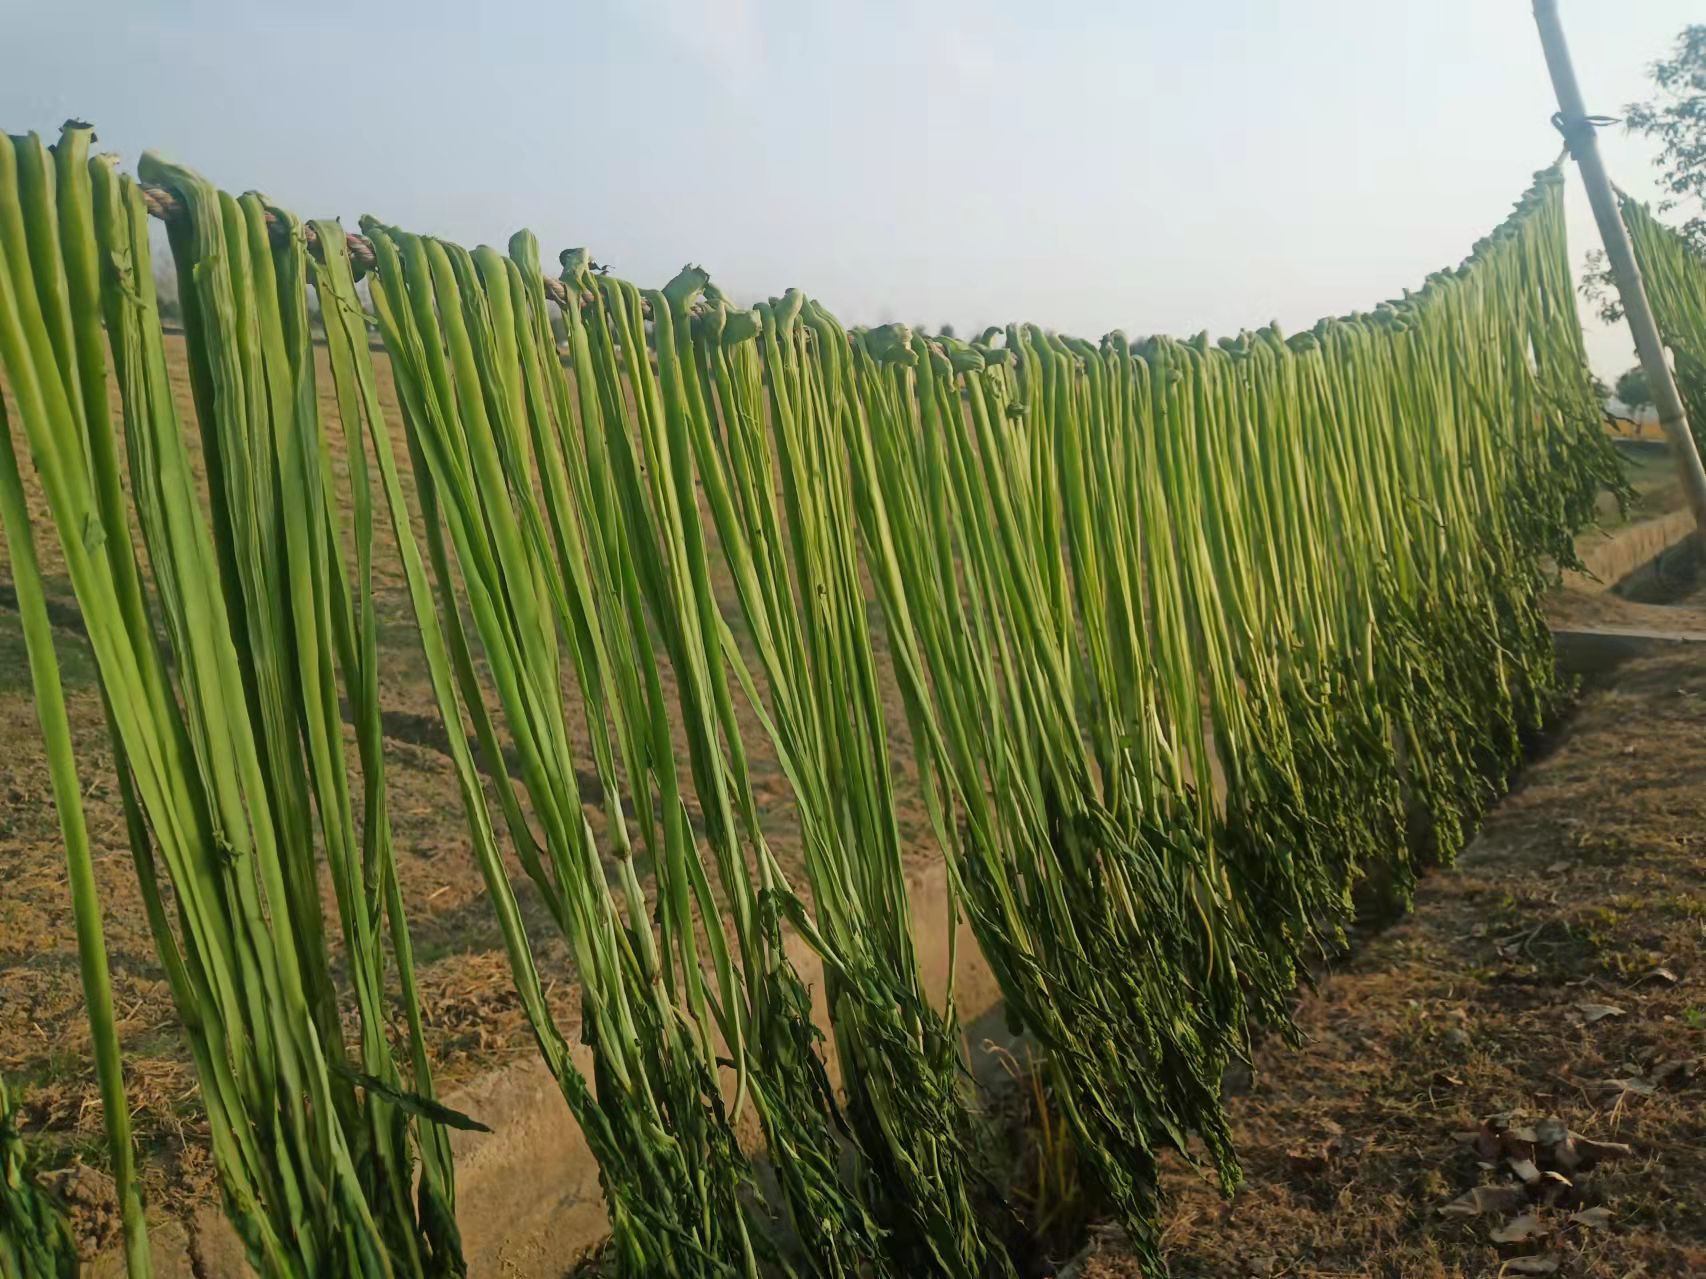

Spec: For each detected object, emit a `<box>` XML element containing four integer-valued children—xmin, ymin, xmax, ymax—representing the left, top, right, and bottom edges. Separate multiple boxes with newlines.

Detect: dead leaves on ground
<box><xmin>1568</xmin><ymin>1001</ymin><xmax>1625</xmax><ymax>1026</ymax></box>
<box><xmin>1440</xmin><ymin>1113</ymin><xmax>1630</xmax><ymax>1269</ymax></box>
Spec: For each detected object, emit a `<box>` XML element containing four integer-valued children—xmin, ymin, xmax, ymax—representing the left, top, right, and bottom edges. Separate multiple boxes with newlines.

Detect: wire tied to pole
<box><xmin>1550</xmin><ymin>111</ymin><xmax>1621</xmax><ymax>159</ymax></box>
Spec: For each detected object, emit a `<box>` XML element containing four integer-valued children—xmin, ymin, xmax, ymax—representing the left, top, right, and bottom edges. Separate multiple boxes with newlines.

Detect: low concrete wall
<box><xmin>1565</xmin><ymin>508</ymin><xmax>1695</xmax><ymax>597</ymax></box>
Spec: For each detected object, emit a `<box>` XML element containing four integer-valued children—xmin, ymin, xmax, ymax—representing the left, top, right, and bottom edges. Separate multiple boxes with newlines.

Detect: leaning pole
<box><xmin>1532</xmin><ymin>0</ymin><xmax>1706</xmax><ymax>542</ymax></box>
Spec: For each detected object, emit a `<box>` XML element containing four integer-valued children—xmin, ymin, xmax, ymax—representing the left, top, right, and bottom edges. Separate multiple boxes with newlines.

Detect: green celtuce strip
<box><xmin>0</xmin><ymin>1074</ymin><xmax>77</xmax><ymax>1279</ymax></box>
<box><xmin>1624</xmin><ymin>194</ymin><xmax>1706</xmax><ymax>447</ymax></box>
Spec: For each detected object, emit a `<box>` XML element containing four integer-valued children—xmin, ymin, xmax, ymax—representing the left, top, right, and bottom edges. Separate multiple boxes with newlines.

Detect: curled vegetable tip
<box><xmin>560</xmin><ymin>247</ymin><xmax>593</xmax><ymax>288</ymax></box>
<box><xmin>722</xmin><ymin>308</ymin><xmax>761</xmax><ymax>346</ymax></box>
<box><xmin>942</xmin><ymin>339</ymin><xmax>985</xmax><ymax>374</ymax></box>
<box><xmin>471</xmin><ymin>245</ymin><xmax>508</xmax><ymax>286</ymax></box>
<box><xmin>696</xmin><ymin>299</ymin><xmax>728</xmax><ymax>343</ymax></box>
<box><xmin>1004</xmin><ymin>400</ymin><xmax>1027</xmax><ymax>419</ymax></box>
<box><xmin>1287</xmin><ymin>331</ymin><xmax>1318</xmax><ymax>353</ymax></box>
<box><xmin>769</xmin><ymin>287</ymin><xmax>805</xmax><ymax>328</ymax></box>
<box><xmin>507</xmin><ymin>228</ymin><xmax>539</xmax><ymax>269</ymax></box>
<box><xmin>926</xmin><ymin>343</ymin><xmax>953</xmax><ymax>376</ymax></box>
<box><xmin>802</xmin><ymin>298</ymin><xmax>844</xmax><ymax>348</ymax></box>
<box><xmin>663</xmin><ymin>263</ymin><xmax>709</xmax><ymax>312</ymax></box>
<box><xmin>978</xmin><ymin>325</ymin><xmax>1004</xmax><ymax>346</ymax></box>
<box><xmin>973</xmin><ymin>343</ymin><xmax>1011</xmax><ymax>367</ymax></box>
<box><xmin>865</xmin><ymin>322</ymin><xmax>916</xmax><ymax>365</ymax></box>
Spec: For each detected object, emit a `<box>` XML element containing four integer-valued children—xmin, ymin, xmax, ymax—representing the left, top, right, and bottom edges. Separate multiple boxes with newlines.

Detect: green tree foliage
<box><xmin>1626</xmin><ymin>25</ymin><xmax>1706</xmax><ymax>254</ymax></box>
<box><xmin>1580</xmin><ymin>25</ymin><xmax>1706</xmax><ymax>324</ymax></box>
<box><xmin>1616</xmin><ymin>365</ymin><xmax>1654</xmax><ymax>411</ymax></box>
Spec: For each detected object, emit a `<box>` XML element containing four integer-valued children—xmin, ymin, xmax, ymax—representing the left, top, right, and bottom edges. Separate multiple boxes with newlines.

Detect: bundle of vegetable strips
<box><xmin>0</xmin><ymin>124</ymin><xmax>1620</xmax><ymax>1279</ymax></box>
<box><xmin>0</xmin><ymin>126</ymin><xmax>463</xmax><ymax>1278</ymax></box>
<box><xmin>1624</xmin><ymin>194</ymin><xmax>1706</xmax><ymax>444</ymax></box>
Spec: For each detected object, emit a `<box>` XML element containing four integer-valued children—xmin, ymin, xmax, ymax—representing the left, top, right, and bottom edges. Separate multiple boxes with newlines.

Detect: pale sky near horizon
<box><xmin>1</xmin><ymin>1</ymin><xmax>1699</xmax><ymax>379</ymax></box>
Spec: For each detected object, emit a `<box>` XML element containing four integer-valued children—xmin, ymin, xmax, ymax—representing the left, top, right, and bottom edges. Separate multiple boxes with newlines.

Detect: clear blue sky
<box><xmin>2</xmin><ymin>0</ymin><xmax>1698</xmax><ymax>377</ymax></box>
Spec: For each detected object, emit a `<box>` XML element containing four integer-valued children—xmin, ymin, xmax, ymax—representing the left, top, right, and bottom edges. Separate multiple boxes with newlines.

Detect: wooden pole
<box><xmin>1532</xmin><ymin>0</ymin><xmax>1706</xmax><ymax>540</ymax></box>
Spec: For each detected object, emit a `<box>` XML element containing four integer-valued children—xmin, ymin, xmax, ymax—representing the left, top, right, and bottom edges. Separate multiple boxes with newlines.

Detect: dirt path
<box><xmin>1072</xmin><ymin>644</ymin><xmax>1706</xmax><ymax>1278</ymax></box>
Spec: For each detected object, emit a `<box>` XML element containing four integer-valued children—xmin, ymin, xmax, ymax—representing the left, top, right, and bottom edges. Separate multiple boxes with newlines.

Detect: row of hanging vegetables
<box><xmin>0</xmin><ymin>121</ymin><xmax>1625</xmax><ymax>1278</ymax></box>
<box><xmin>1624</xmin><ymin>195</ymin><xmax>1706</xmax><ymax>450</ymax></box>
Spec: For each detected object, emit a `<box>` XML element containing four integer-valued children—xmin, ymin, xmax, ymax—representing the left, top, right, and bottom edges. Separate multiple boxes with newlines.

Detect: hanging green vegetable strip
<box><xmin>306</xmin><ymin>222</ymin><xmax>462</xmax><ymax>1273</ymax></box>
<box><xmin>312</xmin><ymin>228</ymin><xmax>661</xmax><ymax>1272</ymax></box>
<box><xmin>153</xmin><ymin>161</ymin><xmax>469</xmax><ymax>1276</ymax></box>
<box><xmin>1625</xmin><ymin>195</ymin><xmax>1706</xmax><ymax>445</ymax></box>
<box><xmin>836</xmin><ymin>320</ymin><xmax>1238</xmax><ymax>1273</ymax></box>
<box><xmin>7</xmin><ymin>132</ymin><xmax>308</xmax><ymax>1275</ymax></box>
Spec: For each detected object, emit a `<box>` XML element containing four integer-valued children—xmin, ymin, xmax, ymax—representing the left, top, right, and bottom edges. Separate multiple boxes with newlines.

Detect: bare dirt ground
<box><xmin>1069</xmin><ymin>639</ymin><xmax>1706</xmax><ymax>1278</ymax></box>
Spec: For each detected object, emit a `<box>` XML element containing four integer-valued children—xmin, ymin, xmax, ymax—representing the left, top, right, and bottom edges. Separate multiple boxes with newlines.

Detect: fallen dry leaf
<box><xmin>1490</xmin><ymin>1211</ymin><xmax>1547</xmax><ymax>1243</ymax></box>
<box><xmin>1573</xmin><ymin>1001</ymin><xmax>1626</xmax><ymax>1024</ymax></box>
<box><xmin>1440</xmin><ymin>1185</ymin><xmax>1529</xmax><ymax>1217</ymax></box>
<box><xmin>1598</xmin><ymin>1075</ymin><xmax>1657</xmax><ymax>1098</ymax></box>
<box><xmin>1501</xmin><ymin>1129</ymin><xmax>1537</xmax><ymax>1163</ymax></box>
<box><xmin>1565</xmin><ymin>1133</ymin><xmax>1634</xmax><ymax>1170</ymax></box>
<box><xmin>1502</xmin><ymin>1257</ymin><xmax>1560</xmax><ymax>1276</ymax></box>
<box><xmin>1570</xmin><ymin>1205</ymin><xmax>1614</xmax><ymax>1230</ymax></box>
<box><xmin>1507</xmin><ymin>1157</ymin><xmax>1541</xmax><ymax>1185</ymax></box>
